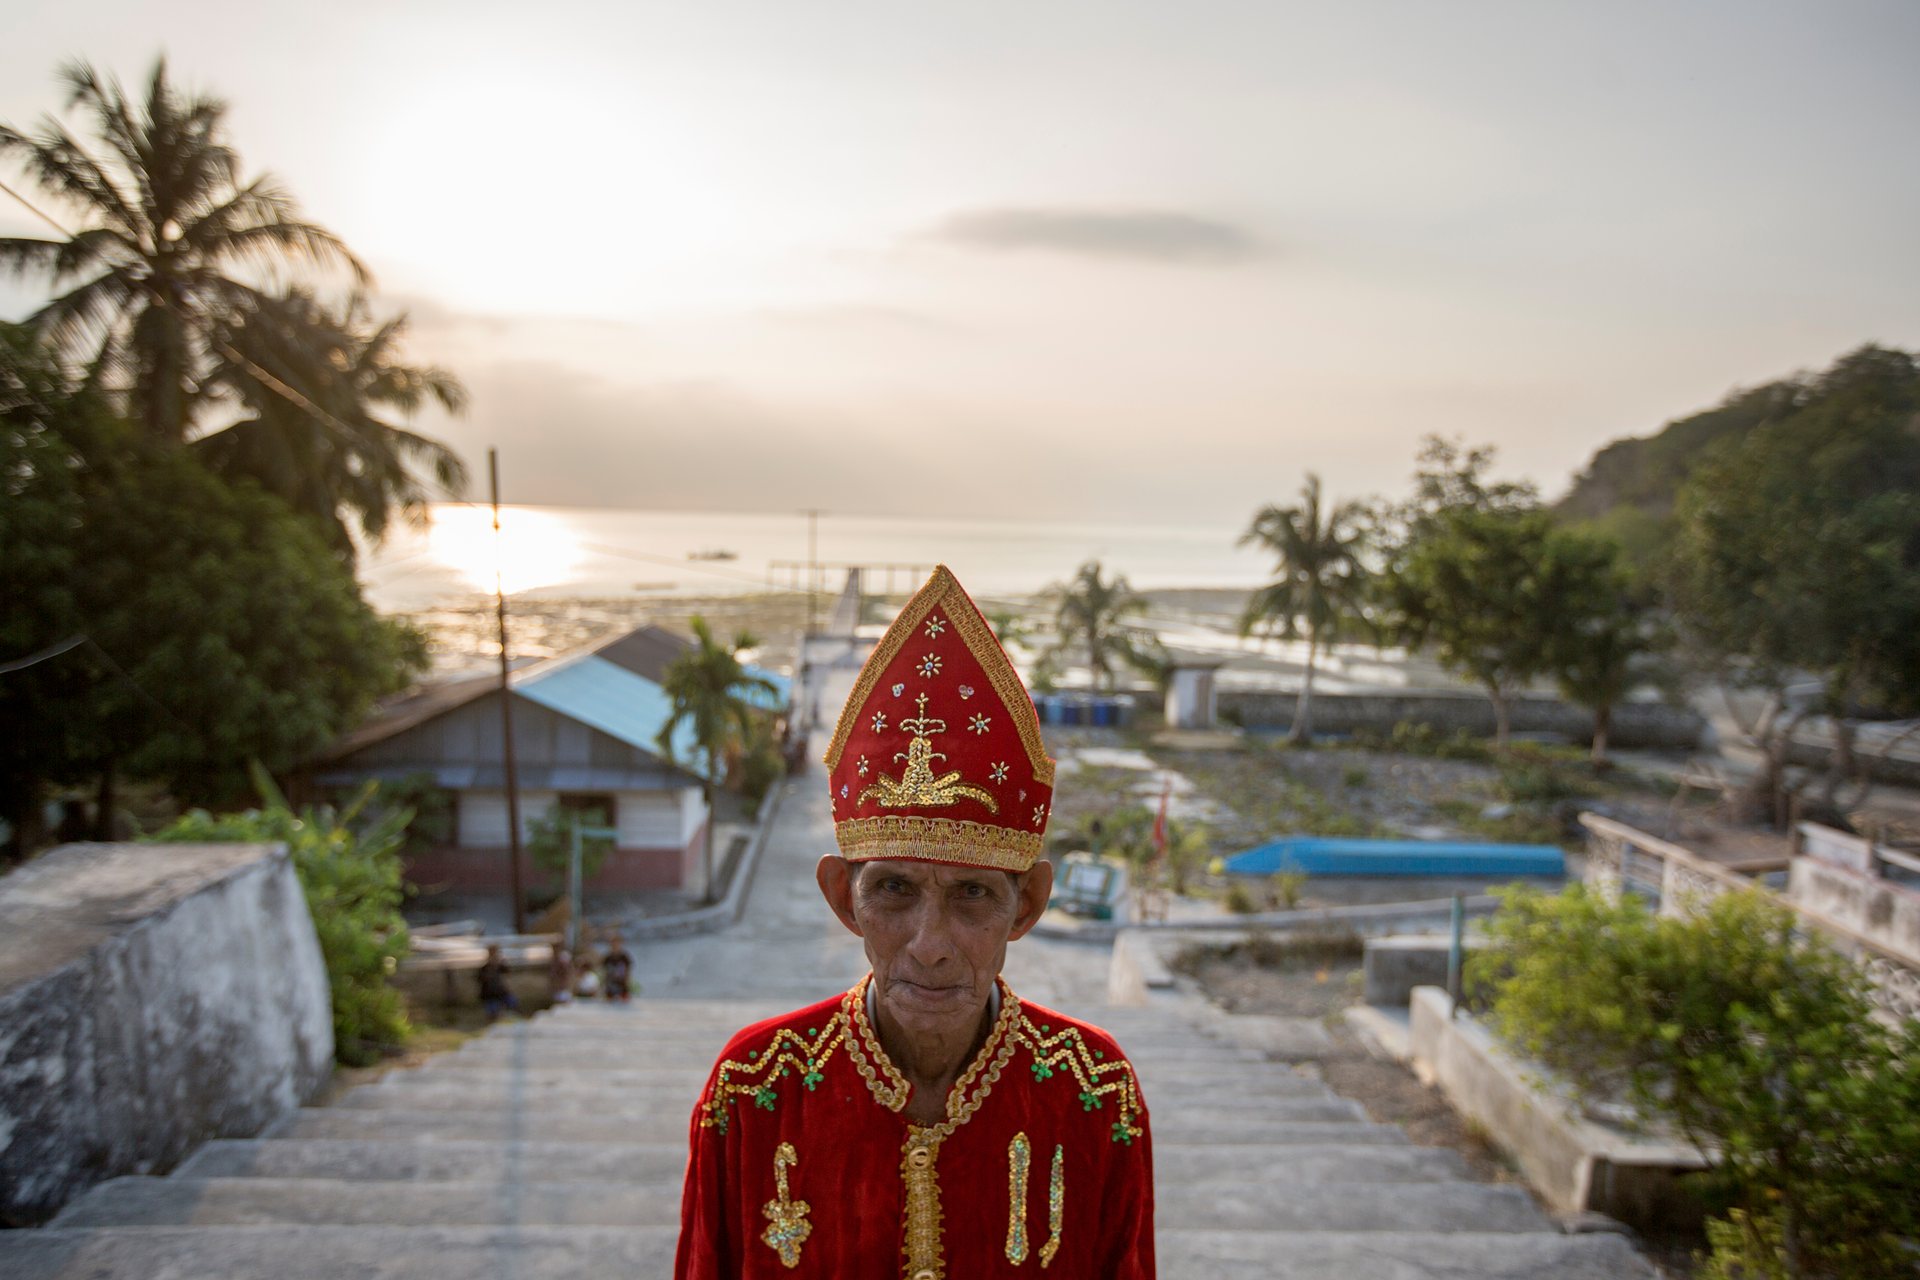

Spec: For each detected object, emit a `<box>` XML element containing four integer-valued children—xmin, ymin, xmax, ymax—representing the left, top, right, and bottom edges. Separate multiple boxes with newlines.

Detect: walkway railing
<box><xmin>1579</xmin><ymin>813</ymin><xmax>1920</xmax><ymax>1026</ymax></box>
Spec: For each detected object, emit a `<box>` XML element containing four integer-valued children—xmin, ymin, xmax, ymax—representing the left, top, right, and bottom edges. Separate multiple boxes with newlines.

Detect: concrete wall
<box><xmin>1788</xmin><ymin>857</ymin><xmax>1920</xmax><ymax>965</ymax></box>
<box><xmin>1363</xmin><ymin>934</ymin><xmax>1483</xmax><ymax>1007</ymax></box>
<box><xmin>0</xmin><ymin>842</ymin><xmax>332</xmax><ymax>1224</ymax></box>
<box><xmin>455</xmin><ymin>786</ymin><xmax>704</xmax><ymax>848</ymax></box>
<box><xmin>403</xmin><ymin>822</ymin><xmax>705</xmax><ymax>895</ymax></box>
<box><xmin>1216</xmin><ymin>689</ymin><xmax>1705</xmax><ymax>750</ymax></box>
<box><xmin>1408</xmin><ymin>986</ymin><xmax>1709</xmax><ymax>1228</ymax></box>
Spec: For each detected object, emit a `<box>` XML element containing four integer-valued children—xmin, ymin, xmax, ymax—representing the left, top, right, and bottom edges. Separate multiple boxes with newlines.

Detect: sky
<box><xmin>4</xmin><ymin>0</ymin><xmax>1918</xmax><ymax>525</ymax></box>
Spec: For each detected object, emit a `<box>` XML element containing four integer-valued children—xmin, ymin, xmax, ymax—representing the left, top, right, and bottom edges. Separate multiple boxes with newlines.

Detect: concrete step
<box><xmin>1158</xmin><ymin>1182</ymin><xmax>1548</xmax><ymax>1233</ymax></box>
<box><xmin>0</xmin><ymin>1226</ymin><xmax>1654</xmax><ymax>1280</ymax></box>
<box><xmin>0</xmin><ymin>1224</ymin><xmax>676</xmax><ymax>1280</ymax></box>
<box><xmin>331</xmin><ymin>1083</ymin><xmax>1368</xmax><ymax>1122</ymax></box>
<box><xmin>272</xmin><ymin>1106</ymin><xmax>1402</xmax><ymax>1147</ymax></box>
<box><xmin>175</xmin><ymin>1139</ymin><xmax>687</xmax><ymax>1184</ymax></box>
<box><xmin>51</xmin><ymin>1175</ymin><xmax>1543</xmax><ymax>1234</ymax></box>
<box><xmin>1154</xmin><ymin>1143</ymin><xmax>1472</xmax><ymax>1187</ymax></box>
<box><xmin>1157</xmin><ymin>1230</ymin><xmax>1657</xmax><ymax>1279</ymax></box>
<box><xmin>442</xmin><ymin>1038</ymin><xmax>1268</xmax><ymax>1068</ymax></box>
<box><xmin>369</xmin><ymin>1063</ymin><xmax>1333</xmax><ymax>1100</ymax></box>
<box><xmin>172</xmin><ymin>1137</ymin><xmax>1466</xmax><ymax>1189</ymax></box>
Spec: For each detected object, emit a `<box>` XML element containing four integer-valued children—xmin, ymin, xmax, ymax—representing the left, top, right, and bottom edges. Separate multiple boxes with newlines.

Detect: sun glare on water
<box><xmin>427</xmin><ymin>505</ymin><xmax>584</xmax><ymax>596</ymax></box>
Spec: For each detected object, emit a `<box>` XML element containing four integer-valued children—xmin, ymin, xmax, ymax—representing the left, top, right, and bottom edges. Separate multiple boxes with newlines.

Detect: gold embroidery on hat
<box><xmin>761</xmin><ymin>1142</ymin><xmax>812</xmax><ymax>1268</ymax></box>
<box><xmin>824</xmin><ymin>568</ymin><xmax>1055</xmax><ymax>787</ymax></box>
<box><xmin>857</xmin><ymin>694</ymin><xmax>999</xmax><ymax>813</ymax></box>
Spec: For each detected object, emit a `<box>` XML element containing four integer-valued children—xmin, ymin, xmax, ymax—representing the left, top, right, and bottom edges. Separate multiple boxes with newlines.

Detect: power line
<box><xmin>0</xmin><ymin>633</ymin><xmax>86</xmax><ymax>674</ymax></box>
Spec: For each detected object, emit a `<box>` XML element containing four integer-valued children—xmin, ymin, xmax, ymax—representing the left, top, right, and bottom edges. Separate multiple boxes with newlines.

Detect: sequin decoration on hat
<box><xmin>824</xmin><ymin>566</ymin><xmax>1055</xmax><ymax>872</ymax></box>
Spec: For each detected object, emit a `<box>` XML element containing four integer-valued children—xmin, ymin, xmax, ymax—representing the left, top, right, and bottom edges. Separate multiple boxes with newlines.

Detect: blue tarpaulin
<box><xmin>1224</xmin><ymin>837</ymin><xmax>1563</xmax><ymax>878</ymax></box>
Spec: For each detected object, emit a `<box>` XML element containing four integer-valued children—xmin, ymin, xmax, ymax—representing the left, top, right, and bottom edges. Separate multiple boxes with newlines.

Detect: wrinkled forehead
<box><xmin>852</xmin><ymin>857</ymin><xmax>1018</xmax><ymax>890</ymax></box>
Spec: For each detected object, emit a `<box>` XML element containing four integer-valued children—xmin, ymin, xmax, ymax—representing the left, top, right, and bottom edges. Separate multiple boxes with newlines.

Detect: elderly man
<box><xmin>675</xmin><ymin>567</ymin><xmax>1154</xmax><ymax>1279</ymax></box>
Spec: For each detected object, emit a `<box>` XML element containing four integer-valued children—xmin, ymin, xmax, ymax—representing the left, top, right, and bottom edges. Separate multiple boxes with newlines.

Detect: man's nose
<box><xmin>902</xmin><ymin>901</ymin><xmax>959</xmax><ymax>970</ymax></box>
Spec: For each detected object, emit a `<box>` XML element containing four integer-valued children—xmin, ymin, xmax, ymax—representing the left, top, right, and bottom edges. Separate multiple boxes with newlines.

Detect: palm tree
<box><xmin>194</xmin><ymin>289</ymin><xmax>468</xmax><ymax>555</ymax></box>
<box><xmin>1239</xmin><ymin>474</ymin><xmax>1370</xmax><ymax>744</ymax></box>
<box><xmin>1045</xmin><ymin>560</ymin><xmax>1151</xmax><ymax>692</ymax></box>
<box><xmin>657</xmin><ymin>619</ymin><xmax>777</xmax><ymax>903</ymax></box>
<box><xmin>0</xmin><ymin>58</ymin><xmax>365</xmax><ymax>441</ymax></box>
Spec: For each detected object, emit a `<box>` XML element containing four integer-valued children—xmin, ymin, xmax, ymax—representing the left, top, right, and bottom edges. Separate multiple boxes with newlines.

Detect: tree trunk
<box><xmin>1289</xmin><ymin>632</ymin><xmax>1318</xmax><ymax>745</ymax></box>
<box><xmin>702</xmin><ymin>782</ymin><xmax>717</xmax><ymax>904</ymax></box>
<box><xmin>1591</xmin><ymin>702</ymin><xmax>1612</xmax><ymax>767</ymax></box>
<box><xmin>92</xmin><ymin>758</ymin><xmax>116</xmax><ymax>841</ymax></box>
<box><xmin>1822</xmin><ymin>716</ymin><xmax>1856</xmax><ymax>812</ymax></box>
<box><xmin>3</xmin><ymin>785</ymin><xmax>45</xmax><ymax>863</ymax></box>
<box><xmin>1490</xmin><ymin>689</ymin><xmax>1512</xmax><ymax>751</ymax></box>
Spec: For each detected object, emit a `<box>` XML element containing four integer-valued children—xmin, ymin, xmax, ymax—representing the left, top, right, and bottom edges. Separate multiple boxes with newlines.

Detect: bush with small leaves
<box><xmin>151</xmin><ymin>767</ymin><xmax>411</xmax><ymax>1066</ymax></box>
<box><xmin>1471</xmin><ymin>884</ymin><xmax>1920</xmax><ymax>1277</ymax></box>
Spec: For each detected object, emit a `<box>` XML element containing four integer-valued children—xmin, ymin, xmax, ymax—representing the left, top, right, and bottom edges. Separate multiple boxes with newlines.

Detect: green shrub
<box><xmin>526</xmin><ymin>803</ymin><xmax>614</xmax><ymax>881</ymax></box>
<box><xmin>1341</xmin><ymin>764</ymin><xmax>1371</xmax><ymax>789</ymax></box>
<box><xmin>1269</xmin><ymin>869</ymin><xmax>1308</xmax><ymax>910</ymax></box>
<box><xmin>150</xmin><ymin>766</ymin><xmax>411</xmax><ymax>1066</ymax></box>
<box><xmin>1223</xmin><ymin>881</ymin><xmax>1259</xmax><ymax>914</ymax></box>
<box><xmin>1471</xmin><ymin>884</ymin><xmax>1920</xmax><ymax>1277</ymax></box>
<box><xmin>1495</xmin><ymin>758</ymin><xmax>1599</xmax><ymax>805</ymax></box>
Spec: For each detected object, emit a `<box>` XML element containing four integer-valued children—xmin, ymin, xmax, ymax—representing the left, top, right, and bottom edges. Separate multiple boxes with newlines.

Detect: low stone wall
<box><xmin>0</xmin><ymin>842</ymin><xmax>332</xmax><ymax>1225</ymax></box>
<box><xmin>1408</xmin><ymin>986</ymin><xmax>1709</xmax><ymax>1227</ymax></box>
<box><xmin>1216</xmin><ymin>689</ymin><xmax>1705</xmax><ymax>750</ymax></box>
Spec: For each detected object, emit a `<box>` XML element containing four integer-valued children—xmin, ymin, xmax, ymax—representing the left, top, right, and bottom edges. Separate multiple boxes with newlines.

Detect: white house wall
<box><xmin>457</xmin><ymin>788</ymin><xmax>705</xmax><ymax>848</ymax></box>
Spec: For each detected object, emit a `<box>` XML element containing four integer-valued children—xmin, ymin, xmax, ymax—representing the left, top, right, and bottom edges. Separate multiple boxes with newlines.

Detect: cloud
<box><xmin>926</xmin><ymin>206</ymin><xmax>1264</xmax><ymax>265</ymax></box>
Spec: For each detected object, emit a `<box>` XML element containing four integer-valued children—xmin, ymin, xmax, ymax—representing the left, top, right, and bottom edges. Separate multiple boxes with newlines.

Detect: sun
<box><xmin>427</xmin><ymin>505</ymin><xmax>582</xmax><ymax>596</ymax></box>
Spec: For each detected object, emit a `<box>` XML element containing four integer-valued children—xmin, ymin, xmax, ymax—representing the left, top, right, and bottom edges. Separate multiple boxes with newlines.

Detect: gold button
<box><xmin>908</xmin><ymin>1146</ymin><xmax>932</xmax><ymax>1170</ymax></box>
<box><xmin>913</xmin><ymin>1271</ymin><xmax>936</xmax><ymax>1280</ymax></box>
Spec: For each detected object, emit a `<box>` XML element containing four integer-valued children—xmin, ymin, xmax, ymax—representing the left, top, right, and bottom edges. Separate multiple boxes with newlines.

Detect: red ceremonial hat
<box><xmin>824</xmin><ymin>565</ymin><xmax>1055</xmax><ymax>873</ymax></box>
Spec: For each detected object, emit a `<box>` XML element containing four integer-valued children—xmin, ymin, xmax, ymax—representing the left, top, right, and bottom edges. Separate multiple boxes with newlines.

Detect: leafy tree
<box><xmin>1043</xmin><ymin>560</ymin><xmax>1161</xmax><ymax>692</ymax></box>
<box><xmin>195</xmin><ymin>289</ymin><xmax>467</xmax><ymax>556</ymax></box>
<box><xmin>0</xmin><ymin>59</ymin><xmax>365</xmax><ymax>442</ymax></box>
<box><xmin>0</xmin><ymin>326</ymin><xmax>426</xmax><ymax>850</ymax></box>
<box><xmin>1473</xmin><ymin>885</ymin><xmax>1920</xmax><ymax>1278</ymax></box>
<box><xmin>656</xmin><ymin>618</ymin><xmax>777</xmax><ymax>903</ymax></box>
<box><xmin>151</xmin><ymin>767</ymin><xmax>413</xmax><ymax>1066</ymax></box>
<box><xmin>1238</xmin><ymin>473</ymin><xmax>1370</xmax><ymax>743</ymax></box>
<box><xmin>1667</xmin><ymin>344</ymin><xmax>1920</xmax><ymax>818</ymax></box>
<box><xmin>1378</xmin><ymin>506</ymin><xmax>1563</xmax><ymax>749</ymax></box>
<box><xmin>1541</xmin><ymin>531</ymin><xmax>1673</xmax><ymax>765</ymax></box>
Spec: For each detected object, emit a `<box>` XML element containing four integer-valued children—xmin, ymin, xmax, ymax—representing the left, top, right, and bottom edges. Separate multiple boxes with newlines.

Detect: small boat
<box><xmin>686</xmin><ymin>548</ymin><xmax>739</xmax><ymax>562</ymax></box>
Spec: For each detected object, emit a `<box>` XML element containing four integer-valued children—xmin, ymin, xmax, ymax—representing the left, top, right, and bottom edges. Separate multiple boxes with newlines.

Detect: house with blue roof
<box><xmin>306</xmin><ymin>625</ymin><xmax>791</xmax><ymax>900</ymax></box>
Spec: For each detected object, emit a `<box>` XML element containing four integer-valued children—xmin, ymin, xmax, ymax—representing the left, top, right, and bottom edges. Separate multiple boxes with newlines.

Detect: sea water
<box><xmin>358</xmin><ymin>503</ymin><xmax>1275</xmax><ymax>612</ymax></box>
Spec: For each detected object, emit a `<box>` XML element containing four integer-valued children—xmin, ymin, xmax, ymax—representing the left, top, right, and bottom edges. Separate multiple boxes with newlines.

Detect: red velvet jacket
<box><xmin>675</xmin><ymin>976</ymin><xmax>1155</xmax><ymax>1279</ymax></box>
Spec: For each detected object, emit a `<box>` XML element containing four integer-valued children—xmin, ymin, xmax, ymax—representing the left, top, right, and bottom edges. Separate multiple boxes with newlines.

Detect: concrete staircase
<box><xmin>4</xmin><ymin>998</ymin><xmax>1653</xmax><ymax>1279</ymax></box>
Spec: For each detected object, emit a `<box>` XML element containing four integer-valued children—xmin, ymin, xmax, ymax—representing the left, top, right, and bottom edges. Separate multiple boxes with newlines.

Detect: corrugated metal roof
<box><xmin>314</xmin><ymin>764</ymin><xmax>687</xmax><ymax>792</ymax></box>
<box><xmin>515</xmin><ymin>654</ymin><xmax>718</xmax><ymax>781</ymax></box>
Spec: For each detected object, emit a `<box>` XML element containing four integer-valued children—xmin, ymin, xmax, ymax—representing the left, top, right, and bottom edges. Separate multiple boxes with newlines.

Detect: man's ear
<box><xmin>1007</xmin><ymin>859</ymin><xmax>1054</xmax><ymax>941</ymax></box>
<box><xmin>817</xmin><ymin>855</ymin><xmax>864</xmax><ymax>938</ymax></box>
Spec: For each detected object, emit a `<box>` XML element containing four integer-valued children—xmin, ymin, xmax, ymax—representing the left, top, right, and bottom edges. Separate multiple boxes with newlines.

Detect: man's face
<box><xmin>818</xmin><ymin>857</ymin><xmax>1052</xmax><ymax>1046</ymax></box>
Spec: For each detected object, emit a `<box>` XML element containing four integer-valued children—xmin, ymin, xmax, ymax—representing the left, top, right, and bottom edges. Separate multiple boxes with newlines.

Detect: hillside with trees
<box><xmin>1554</xmin><ymin>344</ymin><xmax>1918</xmax><ymax>567</ymax></box>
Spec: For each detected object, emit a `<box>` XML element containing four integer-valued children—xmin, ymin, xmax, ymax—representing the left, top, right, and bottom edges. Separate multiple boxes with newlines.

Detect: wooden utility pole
<box><xmin>491</xmin><ymin>449</ymin><xmax>526</xmax><ymax>934</ymax></box>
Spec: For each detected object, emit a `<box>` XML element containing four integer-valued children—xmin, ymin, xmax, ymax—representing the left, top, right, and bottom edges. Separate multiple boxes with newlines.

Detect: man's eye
<box><xmin>882</xmin><ymin>878</ymin><xmax>910</xmax><ymax>894</ymax></box>
<box><xmin>959</xmin><ymin>883</ymin><xmax>987</xmax><ymax>898</ymax></box>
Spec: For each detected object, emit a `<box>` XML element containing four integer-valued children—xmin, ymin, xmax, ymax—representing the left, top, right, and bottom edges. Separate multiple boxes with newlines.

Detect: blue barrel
<box><xmin>1092</xmin><ymin>699</ymin><xmax>1114</xmax><ymax>728</ymax></box>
